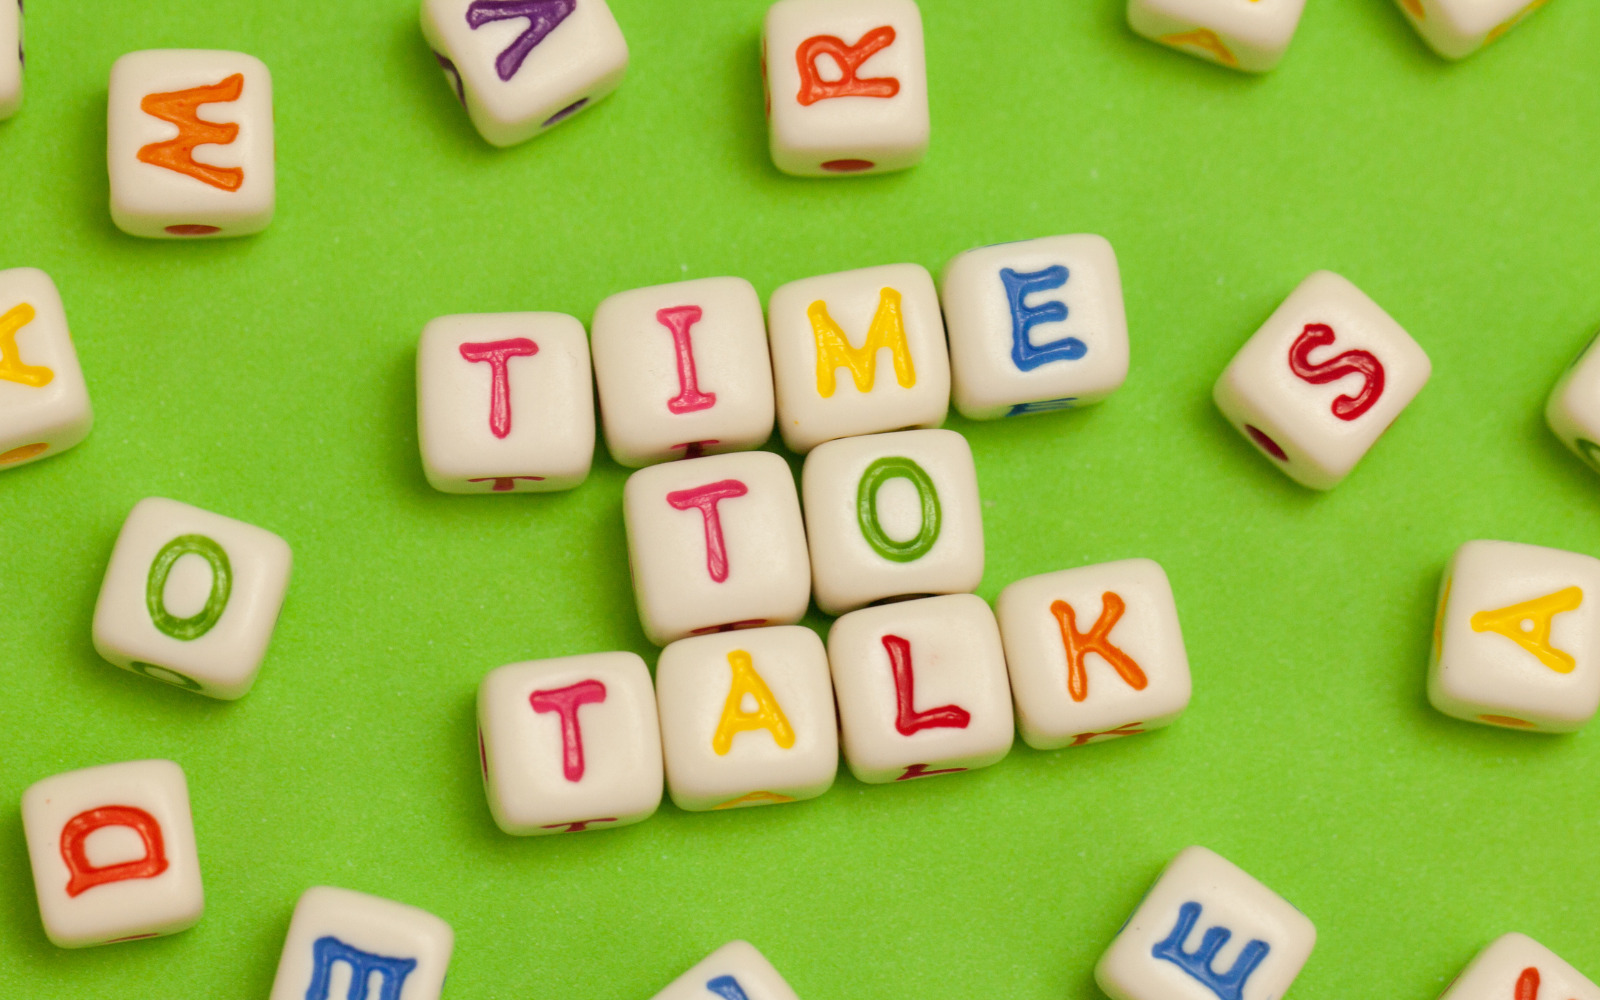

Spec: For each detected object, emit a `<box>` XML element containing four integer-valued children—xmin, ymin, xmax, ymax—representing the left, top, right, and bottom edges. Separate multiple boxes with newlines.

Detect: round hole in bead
<box><xmin>1479</xmin><ymin>714</ymin><xmax>1536</xmax><ymax>729</ymax></box>
<box><xmin>166</xmin><ymin>224</ymin><xmax>221</xmax><ymax>236</ymax></box>
<box><xmin>0</xmin><ymin>442</ymin><xmax>48</xmax><ymax>464</ymax></box>
<box><xmin>821</xmin><ymin>159</ymin><xmax>875</xmax><ymax>173</ymax></box>
<box><xmin>1244</xmin><ymin>424</ymin><xmax>1288</xmax><ymax>461</ymax></box>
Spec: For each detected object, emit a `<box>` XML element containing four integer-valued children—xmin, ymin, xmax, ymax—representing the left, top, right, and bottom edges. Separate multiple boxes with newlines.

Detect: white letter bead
<box><xmin>107</xmin><ymin>50</ymin><xmax>274</xmax><ymax>239</ymax></box>
<box><xmin>0</xmin><ymin>267</ymin><xmax>93</xmax><ymax>470</ymax></box>
<box><xmin>477</xmin><ymin>652</ymin><xmax>663</xmax><ymax>835</ymax></box>
<box><xmin>591</xmin><ymin>277</ymin><xmax>776</xmax><ymax>468</ymax></box>
<box><xmin>416</xmin><ymin>312</ymin><xmax>594</xmax><ymax>493</ymax></box>
<box><xmin>802</xmin><ymin>428</ymin><xmax>982</xmax><ymax>616</ymax></box>
<box><xmin>656</xmin><ymin>626</ymin><xmax>838</xmax><ymax>812</ymax></box>
<box><xmin>623</xmin><ymin>451</ymin><xmax>811</xmax><ymax>646</ymax></box>
<box><xmin>650</xmin><ymin>941</ymin><xmax>801</xmax><ymax>1000</ymax></box>
<box><xmin>1398</xmin><ymin>0</ymin><xmax>1550</xmax><ymax>60</ymax></box>
<box><xmin>421</xmin><ymin>0</ymin><xmax>628</xmax><ymax>147</ymax></box>
<box><xmin>827</xmin><ymin>594</ymin><xmax>1013</xmax><ymax>784</ymax></box>
<box><xmin>1440</xmin><ymin>933</ymin><xmax>1600</xmax><ymax>1000</ymax></box>
<box><xmin>762</xmin><ymin>0</ymin><xmax>928</xmax><ymax>177</ymax></box>
<box><xmin>22</xmin><ymin>759</ymin><xmax>203</xmax><ymax>948</ymax></box>
<box><xmin>1095</xmin><ymin>846</ymin><xmax>1316</xmax><ymax>1000</ymax></box>
<box><xmin>1127</xmin><ymin>0</ymin><xmax>1306</xmax><ymax>73</ymax></box>
<box><xmin>268</xmin><ymin>886</ymin><xmax>453</xmax><ymax>1000</ymax></box>
<box><xmin>1430</xmin><ymin>540</ymin><xmax>1600</xmax><ymax>733</ymax></box>
<box><xmin>0</xmin><ymin>0</ymin><xmax>20</xmax><ymax>119</ymax></box>
<box><xmin>941</xmin><ymin>235</ymin><xmax>1129</xmax><ymax>420</ymax></box>
<box><xmin>996</xmin><ymin>559</ymin><xmax>1191</xmax><ymax>751</ymax></box>
<box><xmin>768</xmin><ymin>262</ymin><xmax>949</xmax><ymax>453</ymax></box>
<box><xmin>92</xmin><ymin>498</ymin><xmax>292</xmax><ymax>700</ymax></box>
<box><xmin>1545</xmin><ymin>330</ymin><xmax>1600</xmax><ymax>477</ymax></box>
<box><xmin>1213</xmin><ymin>270</ymin><xmax>1430</xmax><ymax>490</ymax></box>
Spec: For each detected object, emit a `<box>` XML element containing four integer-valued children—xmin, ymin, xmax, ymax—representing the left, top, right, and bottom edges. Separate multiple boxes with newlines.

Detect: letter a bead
<box><xmin>421</xmin><ymin>0</ymin><xmax>628</xmax><ymax>146</ymax></box>
<box><xmin>92</xmin><ymin>497</ymin><xmax>292</xmax><ymax>700</ymax></box>
<box><xmin>1439</xmin><ymin>933</ymin><xmax>1600</xmax><ymax>1000</ymax></box>
<box><xmin>1397</xmin><ymin>0</ymin><xmax>1552</xmax><ymax>61</ymax></box>
<box><xmin>649</xmin><ymin>941</ymin><xmax>802</xmax><ymax>1000</ymax></box>
<box><xmin>1127</xmin><ymin>0</ymin><xmax>1306</xmax><ymax>72</ymax></box>
<box><xmin>268</xmin><ymin>886</ymin><xmax>453</xmax><ymax>1000</ymax></box>
<box><xmin>22</xmin><ymin>760</ymin><xmax>204</xmax><ymax>948</ymax></box>
<box><xmin>0</xmin><ymin>0</ymin><xmax>20</xmax><ymax>120</ymax></box>
<box><xmin>1096</xmin><ymin>846</ymin><xmax>1315</xmax><ymax>1000</ymax></box>
<box><xmin>1430</xmin><ymin>540</ymin><xmax>1600</xmax><ymax>732</ymax></box>
<box><xmin>762</xmin><ymin>0</ymin><xmax>929</xmax><ymax>177</ymax></box>
<box><xmin>1213</xmin><ymin>271</ymin><xmax>1430</xmax><ymax>490</ymax></box>
<box><xmin>0</xmin><ymin>267</ymin><xmax>93</xmax><ymax>470</ymax></box>
<box><xmin>107</xmin><ymin>50</ymin><xmax>275</xmax><ymax>238</ymax></box>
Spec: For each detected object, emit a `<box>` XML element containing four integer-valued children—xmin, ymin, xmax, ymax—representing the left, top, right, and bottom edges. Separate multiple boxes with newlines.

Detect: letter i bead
<box><xmin>22</xmin><ymin>760</ymin><xmax>204</xmax><ymax>948</ymax></box>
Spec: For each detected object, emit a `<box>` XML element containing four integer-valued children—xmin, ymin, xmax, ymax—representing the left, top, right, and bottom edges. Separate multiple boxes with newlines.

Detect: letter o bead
<box><xmin>107</xmin><ymin>49</ymin><xmax>274</xmax><ymax>238</ymax></box>
<box><xmin>1213</xmin><ymin>270</ymin><xmax>1430</xmax><ymax>490</ymax></box>
<box><xmin>92</xmin><ymin>497</ymin><xmax>292</xmax><ymax>700</ymax></box>
<box><xmin>21</xmin><ymin>759</ymin><xmax>204</xmax><ymax>948</ymax></box>
<box><xmin>1096</xmin><ymin>846</ymin><xmax>1315</xmax><ymax>1000</ymax></box>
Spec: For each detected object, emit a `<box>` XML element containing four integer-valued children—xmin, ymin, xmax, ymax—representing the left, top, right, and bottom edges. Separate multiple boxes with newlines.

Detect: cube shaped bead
<box><xmin>1128</xmin><ymin>0</ymin><xmax>1307</xmax><ymax>73</ymax></box>
<box><xmin>1545</xmin><ymin>329</ymin><xmax>1600</xmax><ymax>477</ymax></box>
<box><xmin>1095</xmin><ymin>846</ymin><xmax>1316</xmax><ymax>1000</ymax></box>
<box><xmin>268</xmin><ymin>886</ymin><xmax>454</xmax><ymax>1000</ymax></box>
<box><xmin>416</xmin><ymin>312</ymin><xmax>595</xmax><ymax>493</ymax></box>
<box><xmin>762</xmin><ymin>0</ymin><xmax>929</xmax><ymax>177</ymax></box>
<box><xmin>1440</xmin><ymin>933</ymin><xmax>1599</xmax><ymax>1000</ymax></box>
<box><xmin>1213</xmin><ymin>270</ymin><xmax>1431</xmax><ymax>490</ymax></box>
<box><xmin>107</xmin><ymin>50</ymin><xmax>274</xmax><ymax>239</ymax></box>
<box><xmin>827</xmin><ymin>594</ymin><xmax>1014</xmax><ymax>784</ymax></box>
<box><xmin>801</xmin><ymin>428</ymin><xmax>982</xmax><ymax>617</ymax></box>
<box><xmin>940</xmin><ymin>234</ymin><xmax>1129</xmax><ymax>420</ymax></box>
<box><xmin>421</xmin><ymin>0</ymin><xmax>628</xmax><ymax>147</ymax></box>
<box><xmin>0</xmin><ymin>0</ymin><xmax>20</xmax><ymax>120</ymax></box>
<box><xmin>1397</xmin><ymin>0</ymin><xmax>1551</xmax><ymax>60</ymax></box>
<box><xmin>92</xmin><ymin>498</ymin><xmax>292</xmax><ymax>700</ymax></box>
<box><xmin>996</xmin><ymin>559</ymin><xmax>1191</xmax><ymax>751</ymax></box>
<box><xmin>0</xmin><ymin>268</ymin><xmax>93</xmax><ymax>470</ymax></box>
<box><xmin>624</xmin><ymin>451</ymin><xmax>811</xmax><ymax>646</ymax></box>
<box><xmin>1429</xmin><ymin>540</ymin><xmax>1600</xmax><ymax>733</ymax></box>
<box><xmin>650</xmin><ymin>941</ymin><xmax>801</xmax><ymax>1000</ymax></box>
<box><xmin>591</xmin><ymin>277</ymin><xmax>776</xmax><ymax>468</ymax></box>
<box><xmin>22</xmin><ymin>760</ymin><xmax>203</xmax><ymax>948</ymax></box>
<box><xmin>478</xmin><ymin>652</ymin><xmax>664</xmax><ymax>835</ymax></box>
<box><xmin>768</xmin><ymin>262</ymin><xmax>949</xmax><ymax>453</ymax></box>
<box><xmin>655</xmin><ymin>626</ymin><xmax>838</xmax><ymax>812</ymax></box>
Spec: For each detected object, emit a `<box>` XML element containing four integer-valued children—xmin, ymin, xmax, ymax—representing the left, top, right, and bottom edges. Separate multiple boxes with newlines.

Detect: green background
<box><xmin>2</xmin><ymin>0</ymin><xmax>1597</xmax><ymax>995</ymax></box>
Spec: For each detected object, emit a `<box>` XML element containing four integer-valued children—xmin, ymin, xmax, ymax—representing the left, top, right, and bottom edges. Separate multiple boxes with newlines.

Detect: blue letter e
<box><xmin>1001</xmin><ymin>265</ymin><xmax>1086</xmax><ymax>371</ymax></box>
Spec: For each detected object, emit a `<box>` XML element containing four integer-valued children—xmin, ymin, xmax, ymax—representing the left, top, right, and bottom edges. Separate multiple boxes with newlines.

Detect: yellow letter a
<box><xmin>712</xmin><ymin>650</ymin><xmax>796</xmax><ymax>755</ymax></box>
<box><xmin>1470</xmin><ymin>586</ymin><xmax>1583</xmax><ymax>674</ymax></box>
<box><xmin>809</xmin><ymin>287</ymin><xmax>917</xmax><ymax>398</ymax></box>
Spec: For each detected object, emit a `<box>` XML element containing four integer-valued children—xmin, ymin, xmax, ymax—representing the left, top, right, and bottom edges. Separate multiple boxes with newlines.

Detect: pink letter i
<box><xmin>656</xmin><ymin>306</ymin><xmax>716</xmax><ymax>415</ymax></box>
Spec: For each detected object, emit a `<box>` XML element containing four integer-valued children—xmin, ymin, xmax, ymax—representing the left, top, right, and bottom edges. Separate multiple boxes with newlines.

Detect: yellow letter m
<box><xmin>809</xmin><ymin>287</ymin><xmax>917</xmax><ymax>398</ymax></box>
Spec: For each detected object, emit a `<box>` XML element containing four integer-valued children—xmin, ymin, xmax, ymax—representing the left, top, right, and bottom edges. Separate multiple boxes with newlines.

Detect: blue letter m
<box><xmin>1150</xmin><ymin>902</ymin><xmax>1270</xmax><ymax>1000</ymax></box>
<box><xmin>305</xmin><ymin>936</ymin><xmax>418</xmax><ymax>1000</ymax></box>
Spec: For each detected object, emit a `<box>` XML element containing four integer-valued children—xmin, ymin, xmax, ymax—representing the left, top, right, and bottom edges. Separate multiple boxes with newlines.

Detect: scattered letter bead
<box><xmin>762</xmin><ymin>0</ymin><xmax>929</xmax><ymax>177</ymax></box>
<box><xmin>107</xmin><ymin>50</ymin><xmax>274</xmax><ymax>238</ymax></box>
<box><xmin>421</xmin><ymin>0</ymin><xmax>628</xmax><ymax>147</ymax></box>
<box><xmin>1545</xmin><ymin>330</ymin><xmax>1600</xmax><ymax>477</ymax></box>
<box><xmin>92</xmin><ymin>497</ymin><xmax>292</xmax><ymax>700</ymax></box>
<box><xmin>1213</xmin><ymin>270</ymin><xmax>1430</xmax><ymax>490</ymax></box>
<box><xmin>940</xmin><ymin>234</ymin><xmax>1129</xmax><ymax>420</ymax></box>
<box><xmin>1095</xmin><ymin>845</ymin><xmax>1316</xmax><ymax>1000</ymax></box>
<box><xmin>417</xmin><ymin>312</ymin><xmax>595</xmax><ymax>493</ymax></box>
<box><xmin>802</xmin><ymin>428</ymin><xmax>982</xmax><ymax>616</ymax></box>
<box><xmin>268</xmin><ymin>886</ymin><xmax>454</xmax><ymax>1000</ymax></box>
<box><xmin>623</xmin><ymin>451</ymin><xmax>811</xmax><ymax>645</ymax></box>
<box><xmin>0</xmin><ymin>0</ymin><xmax>20</xmax><ymax>119</ymax></box>
<box><xmin>1439</xmin><ymin>933</ymin><xmax>1599</xmax><ymax>1000</ymax></box>
<box><xmin>478</xmin><ymin>651</ymin><xmax>664</xmax><ymax>835</ymax></box>
<box><xmin>996</xmin><ymin>558</ymin><xmax>1191</xmax><ymax>750</ymax></box>
<box><xmin>1397</xmin><ymin>0</ymin><xmax>1550</xmax><ymax>60</ymax></box>
<box><xmin>1127</xmin><ymin>0</ymin><xmax>1306</xmax><ymax>72</ymax></box>
<box><xmin>1430</xmin><ymin>540</ymin><xmax>1600</xmax><ymax>733</ymax></box>
<box><xmin>591</xmin><ymin>277</ymin><xmax>775</xmax><ymax>468</ymax></box>
<box><xmin>650</xmin><ymin>941</ymin><xmax>801</xmax><ymax>1000</ymax></box>
<box><xmin>22</xmin><ymin>759</ymin><xmax>203</xmax><ymax>948</ymax></box>
<box><xmin>768</xmin><ymin>262</ymin><xmax>949</xmax><ymax>453</ymax></box>
<box><xmin>827</xmin><ymin>594</ymin><xmax>1013</xmax><ymax>784</ymax></box>
<box><xmin>0</xmin><ymin>267</ymin><xmax>93</xmax><ymax>470</ymax></box>
<box><xmin>656</xmin><ymin>625</ymin><xmax>838</xmax><ymax>812</ymax></box>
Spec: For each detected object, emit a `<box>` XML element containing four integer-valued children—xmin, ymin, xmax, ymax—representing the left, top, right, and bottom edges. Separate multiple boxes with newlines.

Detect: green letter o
<box><xmin>146</xmin><ymin>535</ymin><xmax>232</xmax><ymax>641</ymax></box>
<box><xmin>856</xmin><ymin>457</ymin><xmax>941</xmax><ymax>563</ymax></box>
